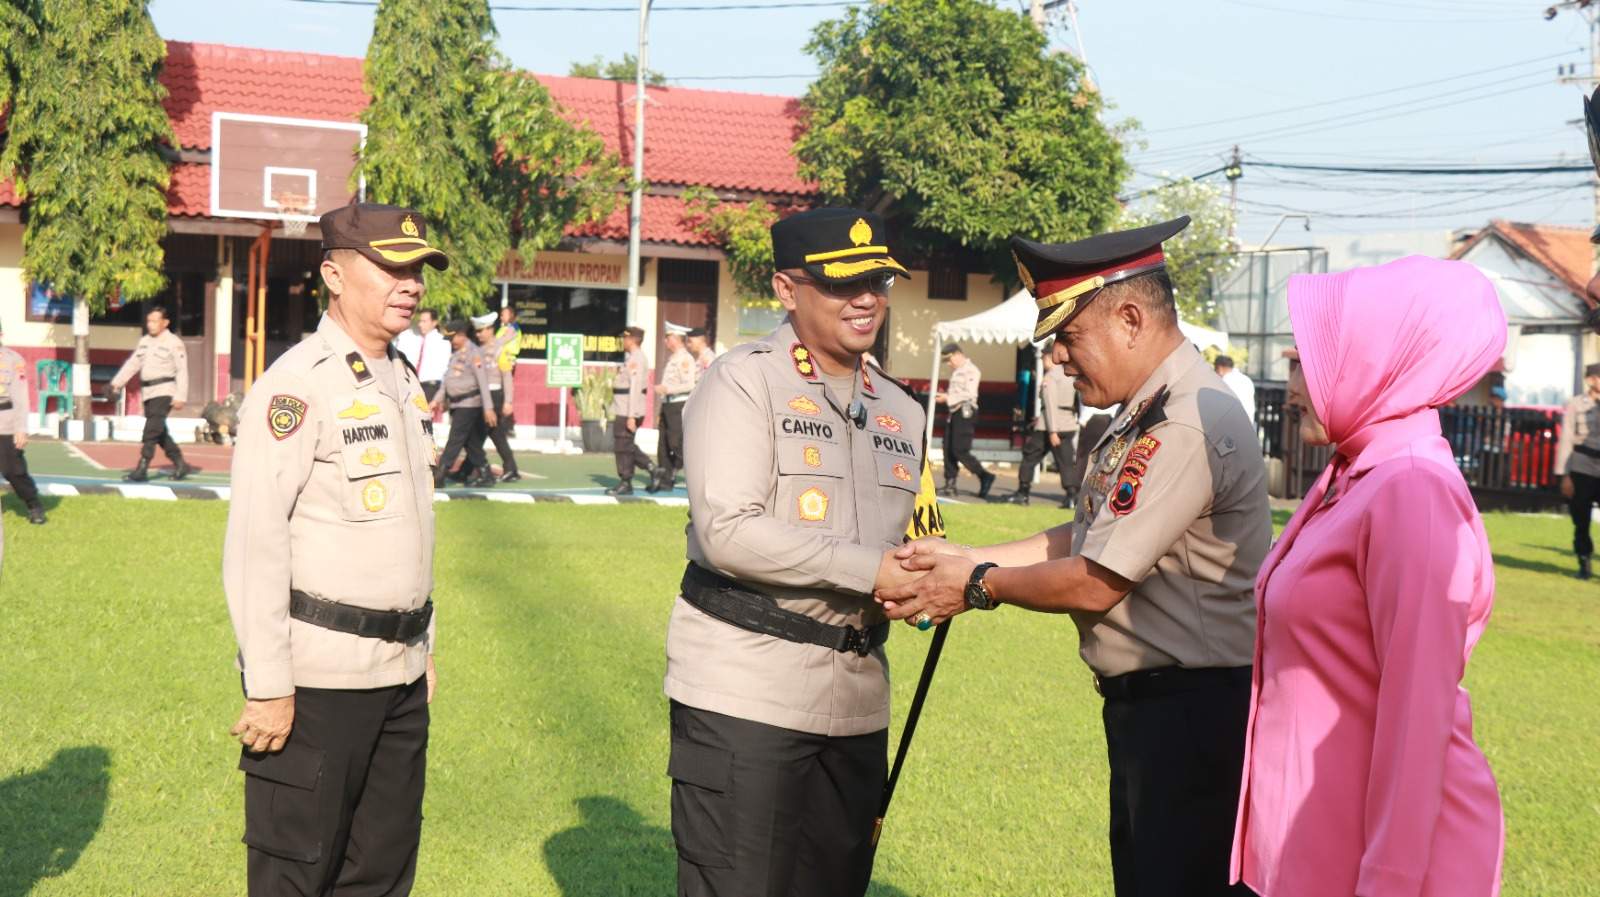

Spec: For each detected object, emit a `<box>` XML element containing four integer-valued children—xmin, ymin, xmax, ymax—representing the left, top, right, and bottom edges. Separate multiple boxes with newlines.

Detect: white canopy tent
<box><xmin>923</xmin><ymin>290</ymin><xmax>1230</xmax><ymax>451</ymax></box>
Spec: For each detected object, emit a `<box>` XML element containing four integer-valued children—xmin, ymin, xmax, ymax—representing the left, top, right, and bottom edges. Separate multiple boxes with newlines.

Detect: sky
<box><xmin>149</xmin><ymin>0</ymin><xmax>1600</xmax><ymax>246</ymax></box>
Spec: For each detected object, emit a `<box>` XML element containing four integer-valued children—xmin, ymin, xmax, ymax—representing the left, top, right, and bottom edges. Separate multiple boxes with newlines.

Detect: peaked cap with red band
<box><xmin>1010</xmin><ymin>216</ymin><xmax>1190</xmax><ymax>341</ymax></box>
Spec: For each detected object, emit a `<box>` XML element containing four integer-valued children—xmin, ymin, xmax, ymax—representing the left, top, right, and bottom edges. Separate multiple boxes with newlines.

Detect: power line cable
<box><xmin>285</xmin><ymin>0</ymin><xmax>861</xmax><ymax>10</ymax></box>
<box><xmin>1249</xmin><ymin>159</ymin><xmax>1592</xmax><ymax>176</ymax></box>
<box><xmin>1221</xmin><ymin>0</ymin><xmax>1532</xmax><ymax>25</ymax></box>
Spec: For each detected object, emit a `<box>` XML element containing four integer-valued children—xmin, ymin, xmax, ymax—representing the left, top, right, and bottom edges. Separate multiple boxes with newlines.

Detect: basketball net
<box><xmin>275</xmin><ymin>191</ymin><xmax>311</xmax><ymax>237</ymax></box>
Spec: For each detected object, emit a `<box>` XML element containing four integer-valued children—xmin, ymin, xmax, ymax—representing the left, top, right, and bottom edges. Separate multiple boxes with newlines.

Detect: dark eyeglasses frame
<box><xmin>785</xmin><ymin>272</ymin><xmax>896</xmax><ymax>298</ymax></box>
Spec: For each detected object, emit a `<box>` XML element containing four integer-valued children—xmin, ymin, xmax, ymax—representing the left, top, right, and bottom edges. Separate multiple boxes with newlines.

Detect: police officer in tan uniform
<box><xmin>937</xmin><ymin>343</ymin><xmax>994</xmax><ymax>498</ymax></box>
<box><xmin>666</xmin><ymin>208</ymin><xmax>928</xmax><ymax>897</ymax></box>
<box><xmin>687</xmin><ymin>327</ymin><xmax>716</xmax><ymax>380</ymax></box>
<box><xmin>880</xmin><ymin>217</ymin><xmax>1268</xmax><ymax>897</ymax></box>
<box><xmin>1009</xmin><ymin>343</ymin><xmax>1078</xmax><ymax>507</ymax></box>
<box><xmin>223</xmin><ymin>203</ymin><xmax>445</xmax><ymax>896</ymax></box>
<box><xmin>431</xmin><ymin>320</ymin><xmax>496</xmax><ymax>488</ymax></box>
<box><xmin>653</xmin><ymin>326</ymin><xmax>696</xmax><ymax>492</ymax></box>
<box><xmin>608</xmin><ymin>325</ymin><xmax>655</xmax><ymax>496</ymax></box>
<box><xmin>0</xmin><ymin>322</ymin><xmax>45</xmax><ymax>524</ymax></box>
<box><xmin>1556</xmin><ymin>362</ymin><xmax>1600</xmax><ymax>578</ymax></box>
<box><xmin>110</xmin><ymin>304</ymin><xmax>194</xmax><ymax>482</ymax></box>
<box><xmin>475</xmin><ymin>313</ymin><xmax>519</xmax><ymax>483</ymax></box>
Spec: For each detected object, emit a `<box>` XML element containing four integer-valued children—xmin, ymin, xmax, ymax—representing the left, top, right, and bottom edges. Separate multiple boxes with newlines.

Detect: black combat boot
<box><xmin>26</xmin><ymin>503</ymin><xmax>46</xmax><ymax>525</ymax></box>
<box><xmin>499</xmin><ymin>470</ymin><xmax>522</xmax><ymax>483</ymax></box>
<box><xmin>645</xmin><ymin>469</ymin><xmax>666</xmax><ymax>494</ymax></box>
<box><xmin>606</xmin><ymin>481</ymin><xmax>634</xmax><ymax>497</ymax></box>
<box><xmin>1006</xmin><ymin>485</ymin><xmax>1031</xmax><ymax>506</ymax></box>
<box><xmin>938</xmin><ymin>480</ymin><xmax>958</xmax><ymax>497</ymax></box>
<box><xmin>124</xmin><ymin>457</ymin><xmax>151</xmax><ymax>482</ymax></box>
<box><xmin>978</xmin><ymin>471</ymin><xmax>996</xmax><ymax>499</ymax></box>
<box><xmin>1580</xmin><ymin>555</ymin><xmax>1592</xmax><ymax>580</ymax></box>
<box><xmin>1060</xmin><ymin>489</ymin><xmax>1076</xmax><ymax>510</ymax></box>
<box><xmin>169</xmin><ymin>448</ymin><xmax>195</xmax><ymax>481</ymax></box>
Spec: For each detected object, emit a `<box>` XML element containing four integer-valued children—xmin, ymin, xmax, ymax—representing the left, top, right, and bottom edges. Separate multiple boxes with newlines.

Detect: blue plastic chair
<box><xmin>35</xmin><ymin>359</ymin><xmax>72</xmax><ymax>426</ymax></box>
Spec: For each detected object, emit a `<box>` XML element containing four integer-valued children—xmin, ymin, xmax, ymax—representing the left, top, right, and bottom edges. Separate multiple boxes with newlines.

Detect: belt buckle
<box><xmin>840</xmin><ymin>626</ymin><xmax>871</xmax><ymax>657</ymax></box>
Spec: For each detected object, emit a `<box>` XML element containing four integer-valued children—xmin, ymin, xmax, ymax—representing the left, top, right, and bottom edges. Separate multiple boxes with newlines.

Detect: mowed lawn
<box><xmin>1</xmin><ymin>495</ymin><xmax>1596</xmax><ymax>896</ymax></box>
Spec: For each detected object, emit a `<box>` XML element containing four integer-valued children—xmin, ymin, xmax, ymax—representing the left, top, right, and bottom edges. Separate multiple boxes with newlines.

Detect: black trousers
<box><xmin>1101</xmin><ymin>669</ymin><xmax>1255</xmax><ymax>897</ymax></box>
<box><xmin>485</xmin><ymin>389</ymin><xmax>517</xmax><ymax>475</ymax></box>
<box><xmin>613</xmin><ymin>415</ymin><xmax>652</xmax><ymax>481</ymax></box>
<box><xmin>0</xmin><ymin>434</ymin><xmax>41</xmax><ymax>507</ymax></box>
<box><xmin>658</xmin><ymin>401</ymin><xmax>686</xmax><ymax>478</ymax></box>
<box><xmin>242</xmin><ymin>677</ymin><xmax>428</xmax><ymax>897</ymax></box>
<box><xmin>1074</xmin><ymin>413</ymin><xmax>1114</xmax><ymax>489</ymax></box>
<box><xmin>941</xmin><ymin>410</ymin><xmax>986</xmax><ymax>484</ymax></box>
<box><xmin>1019</xmin><ymin>428</ymin><xmax>1077</xmax><ymax>494</ymax></box>
<box><xmin>1569</xmin><ymin>471</ymin><xmax>1600</xmax><ymax>557</ymax></box>
<box><xmin>668</xmin><ymin>701</ymin><xmax>886</xmax><ymax>897</ymax></box>
<box><xmin>436</xmin><ymin>407</ymin><xmax>486</xmax><ymax>482</ymax></box>
<box><xmin>141</xmin><ymin>396</ymin><xmax>183</xmax><ymax>463</ymax></box>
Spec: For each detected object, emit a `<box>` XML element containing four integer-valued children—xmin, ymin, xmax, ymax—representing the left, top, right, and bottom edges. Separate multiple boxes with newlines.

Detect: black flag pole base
<box><xmin>874</xmin><ymin>618</ymin><xmax>953</xmax><ymax>849</ymax></box>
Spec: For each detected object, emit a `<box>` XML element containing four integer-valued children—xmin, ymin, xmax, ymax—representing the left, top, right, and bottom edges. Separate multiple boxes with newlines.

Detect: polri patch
<box><xmin>268</xmin><ymin>395</ymin><xmax>309</xmax><ymax>441</ymax></box>
<box><xmin>1109</xmin><ymin>435</ymin><xmax>1161</xmax><ymax>516</ymax></box>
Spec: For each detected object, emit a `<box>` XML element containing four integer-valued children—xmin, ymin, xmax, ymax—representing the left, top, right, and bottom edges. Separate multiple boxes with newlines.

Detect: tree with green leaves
<box><xmin>362</xmin><ymin>0</ymin><xmax>627</xmax><ymax>312</ymax></box>
<box><xmin>569</xmin><ymin>53</ymin><xmax>665</xmax><ymax>86</ymax></box>
<box><xmin>1121</xmin><ymin>176</ymin><xmax>1237</xmax><ymax>324</ymax></box>
<box><xmin>682</xmin><ymin>188</ymin><xmax>781</xmax><ymax>309</ymax></box>
<box><xmin>1</xmin><ymin>0</ymin><xmax>175</xmax><ymax>423</ymax></box>
<box><xmin>795</xmin><ymin>0</ymin><xmax>1128</xmax><ymax>281</ymax></box>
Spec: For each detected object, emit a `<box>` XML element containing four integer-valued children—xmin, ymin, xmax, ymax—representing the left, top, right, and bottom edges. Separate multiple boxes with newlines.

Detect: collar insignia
<box><xmin>790</xmin><ymin>342</ymin><xmax>817</xmax><ymax>380</ymax></box>
<box><xmin>346</xmin><ymin>352</ymin><xmax>373</xmax><ymax>383</ymax></box>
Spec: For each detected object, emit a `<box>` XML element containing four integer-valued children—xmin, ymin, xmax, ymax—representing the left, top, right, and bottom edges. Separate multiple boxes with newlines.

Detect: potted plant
<box><xmin>576</xmin><ymin>366</ymin><xmax>615</xmax><ymax>453</ymax></box>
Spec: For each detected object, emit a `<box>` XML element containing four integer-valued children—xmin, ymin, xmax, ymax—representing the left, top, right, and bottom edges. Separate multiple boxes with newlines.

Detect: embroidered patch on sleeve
<box><xmin>268</xmin><ymin>395</ymin><xmax>309</xmax><ymax>441</ymax></box>
<box><xmin>1108</xmin><ymin>434</ymin><xmax>1162</xmax><ymax>516</ymax></box>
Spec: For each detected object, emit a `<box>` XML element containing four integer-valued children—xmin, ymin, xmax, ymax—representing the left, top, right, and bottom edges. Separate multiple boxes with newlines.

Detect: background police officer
<box><xmin>667</xmin><ymin>208</ymin><xmax>927</xmax><ymax>897</ymax></box>
<box><xmin>223</xmin><ymin>203</ymin><xmax>444</xmax><ymax>896</ymax></box>
<box><xmin>654</xmin><ymin>326</ymin><xmax>695</xmax><ymax>492</ymax></box>
<box><xmin>608</xmin><ymin>325</ymin><xmax>655</xmax><ymax>496</ymax></box>
<box><xmin>431</xmin><ymin>320</ymin><xmax>496</xmax><ymax>488</ymax></box>
<box><xmin>687</xmin><ymin>327</ymin><xmax>716</xmax><ymax>378</ymax></box>
<box><xmin>1556</xmin><ymin>362</ymin><xmax>1600</xmax><ymax>579</ymax></box>
<box><xmin>0</xmin><ymin>321</ymin><xmax>45</xmax><ymax>524</ymax></box>
<box><xmin>880</xmin><ymin>218</ymin><xmax>1267</xmax><ymax>897</ymax></box>
<box><xmin>475</xmin><ymin>314</ymin><xmax>520</xmax><ymax>483</ymax></box>
<box><xmin>110</xmin><ymin>305</ymin><xmax>194</xmax><ymax>482</ymax></box>
<box><xmin>937</xmin><ymin>343</ymin><xmax>994</xmax><ymax>498</ymax></box>
<box><xmin>1009</xmin><ymin>341</ymin><xmax>1078</xmax><ymax>507</ymax></box>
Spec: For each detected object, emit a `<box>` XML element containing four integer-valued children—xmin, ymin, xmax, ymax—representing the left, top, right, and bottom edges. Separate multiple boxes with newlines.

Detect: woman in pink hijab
<box><xmin>1231</xmin><ymin>255</ymin><xmax>1505</xmax><ymax>897</ymax></box>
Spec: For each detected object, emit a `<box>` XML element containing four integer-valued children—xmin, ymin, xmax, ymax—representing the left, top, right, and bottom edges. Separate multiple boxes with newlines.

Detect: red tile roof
<box><xmin>161</xmin><ymin>42</ymin><xmax>369</xmax><ymax>151</ymax></box>
<box><xmin>0</xmin><ymin>179</ymin><xmax>17</xmax><ymax>207</ymax></box>
<box><xmin>1453</xmin><ymin>219</ymin><xmax>1594</xmax><ymax>296</ymax></box>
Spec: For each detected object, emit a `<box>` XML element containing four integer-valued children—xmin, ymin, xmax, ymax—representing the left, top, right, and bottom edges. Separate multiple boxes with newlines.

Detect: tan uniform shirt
<box><xmin>1555</xmin><ymin>393</ymin><xmax>1600</xmax><ymax>478</ymax></box>
<box><xmin>441</xmin><ymin>343</ymin><xmax>493</xmax><ymax>409</ymax></box>
<box><xmin>694</xmin><ymin>348</ymin><xmax>717</xmax><ymax>385</ymax></box>
<box><xmin>111</xmin><ymin>330</ymin><xmax>188</xmax><ymax>400</ymax></box>
<box><xmin>0</xmin><ymin>348</ymin><xmax>30</xmax><ymax>436</ymax></box>
<box><xmin>611</xmin><ymin>347</ymin><xmax>649</xmax><ymax>418</ymax></box>
<box><xmin>946</xmin><ymin>360</ymin><xmax>981</xmax><ymax>413</ymax></box>
<box><xmin>486</xmin><ymin>349</ymin><xmax>515</xmax><ymax>405</ymax></box>
<box><xmin>665</xmin><ymin>320</ymin><xmax>928</xmax><ymax>736</ymax></box>
<box><xmin>223</xmin><ymin>315</ymin><xmax>437</xmax><ymax>699</ymax></box>
<box><xmin>661</xmin><ymin>347</ymin><xmax>696</xmax><ymax>401</ymax></box>
<box><xmin>1040</xmin><ymin>365</ymin><xmax>1078</xmax><ymax>433</ymax></box>
<box><xmin>1069</xmin><ymin>341</ymin><xmax>1268</xmax><ymax>678</ymax></box>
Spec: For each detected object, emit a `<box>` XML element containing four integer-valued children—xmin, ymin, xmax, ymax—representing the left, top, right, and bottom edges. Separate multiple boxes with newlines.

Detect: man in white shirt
<box><xmin>395</xmin><ymin>308</ymin><xmax>451</xmax><ymax>402</ymax></box>
<box><xmin>1214</xmin><ymin>354</ymin><xmax>1256</xmax><ymax>423</ymax></box>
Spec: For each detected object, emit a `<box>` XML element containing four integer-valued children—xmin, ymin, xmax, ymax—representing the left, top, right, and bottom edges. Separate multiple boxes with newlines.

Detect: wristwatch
<box><xmin>965</xmin><ymin>562</ymin><xmax>1000</xmax><ymax>610</ymax></box>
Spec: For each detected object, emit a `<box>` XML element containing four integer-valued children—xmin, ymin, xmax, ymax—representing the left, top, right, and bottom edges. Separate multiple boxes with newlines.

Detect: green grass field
<box><xmin>1</xmin><ymin>496</ymin><xmax>1596</xmax><ymax>896</ymax></box>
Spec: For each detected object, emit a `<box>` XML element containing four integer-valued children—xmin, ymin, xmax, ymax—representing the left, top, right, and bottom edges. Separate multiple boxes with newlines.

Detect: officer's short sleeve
<box><xmin>1077</xmin><ymin>424</ymin><xmax>1213</xmax><ymax>583</ymax></box>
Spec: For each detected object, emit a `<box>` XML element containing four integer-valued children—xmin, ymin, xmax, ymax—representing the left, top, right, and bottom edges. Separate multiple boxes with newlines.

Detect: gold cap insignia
<box><xmin>849</xmin><ymin>218</ymin><xmax>873</xmax><ymax>247</ymax></box>
<box><xmin>401</xmin><ymin>215</ymin><xmax>419</xmax><ymax>238</ymax></box>
<box><xmin>1013</xmin><ymin>251</ymin><xmax>1036</xmax><ymax>294</ymax></box>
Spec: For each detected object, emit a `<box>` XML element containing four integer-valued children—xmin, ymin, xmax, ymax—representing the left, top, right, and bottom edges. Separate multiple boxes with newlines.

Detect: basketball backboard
<box><xmin>210</xmin><ymin>112</ymin><xmax>367</xmax><ymax>223</ymax></box>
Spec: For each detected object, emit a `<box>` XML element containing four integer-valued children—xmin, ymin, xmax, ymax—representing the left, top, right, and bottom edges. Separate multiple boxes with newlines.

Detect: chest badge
<box><xmin>790</xmin><ymin>342</ymin><xmax>818</xmax><ymax>380</ymax></box>
<box><xmin>267</xmin><ymin>395</ymin><xmax>309</xmax><ymax>441</ymax></box>
<box><xmin>338</xmin><ymin>398</ymin><xmax>383</xmax><ymax>421</ymax></box>
<box><xmin>797</xmin><ymin>486</ymin><xmax>830</xmax><ymax>522</ymax></box>
<box><xmin>359</xmin><ymin>447</ymin><xmax>387</xmax><ymax>468</ymax></box>
<box><xmin>788</xmin><ymin>395</ymin><xmax>821</xmax><ymax>415</ymax></box>
<box><xmin>413</xmin><ymin>394</ymin><xmax>430</xmax><ymax>413</ymax></box>
<box><xmin>875</xmin><ymin>414</ymin><xmax>902</xmax><ymax>432</ymax></box>
<box><xmin>803</xmin><ymin>446</ymin><xmax>823</xmax><ymax>468</ymax></box>
<box><xmin>892</xmin><ymin>462</ymin><xmax>913</xmax><ymax>482</ymax></box>
<box><xmin>361</xmin><ymin>479</ymin><xmax>389</xmax><ymax>513</ymax></box>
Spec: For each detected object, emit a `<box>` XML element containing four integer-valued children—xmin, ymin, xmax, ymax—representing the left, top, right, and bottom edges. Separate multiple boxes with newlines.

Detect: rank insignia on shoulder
<box><xmin>790</xmin><ymin>342</ymin><xmax>818</xmax><ymax>380</ymax></box>
<box><xmin>359</xmin><ymin>447</ymin><xmax>387</xmax><ymax>467</ymax></box>
<box><xmin>860</xmin><ymin>363</ymin><xmax>875</xmax><ymax>394</ymax></box>
<box><xmin>804</xmin><ymin>445</ymin><xmax>823</xmax><ymax>468</ymax></box>
<box><xmin>268</xmin><ymin>395</ymin><xmax>309</xmax><ymax>441</ymax></box>
<box><xmin>797</xmin><ymin>486</ymin><xmax>830</xmax><ymax>521</ymax></box>
<box><xmin>362</xmin><ymin>479</ymin><xmax>388</xmax><ymax>513</ymax></box>
<box><xmin>788</xmin><ymin>395</ymin><xmax>821</xmax><ymax>415</ymax></box>
<box><xmin>345</xmin><ymin>352</ymin><xmax>372</xmax><ymax>382</ymax></box>
<box><xmin>338</xmin><ymin>398</ymin><xmax>383</xmax><ymax>421</ymax></box>
<box><xmin>875</xmin><ymin>414</ymin><xmax>902</xmax><ymax>433</ymax></box>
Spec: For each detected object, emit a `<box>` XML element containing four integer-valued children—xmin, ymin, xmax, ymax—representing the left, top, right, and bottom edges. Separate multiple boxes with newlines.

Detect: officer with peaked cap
<box><xmin>433</xmin><ymin>318</ymin><xmax>496</xmax><ymax>488</ymax></box>
<box><xmin>223</xmin><ymin>202</ymin><xmax>446</xmax><ymax>895</ymax></box>
<box><xmin>654</xmin><ymin>324</ymin><xmax>696</xmax><ymax>492</ymax></box>
<box><xmin>937</xmin><ymin>342</ymin><xmax>994</xmax><ymax>497</ymax></box>
<box><xmin>473</xmin><ymin>312</ymin><xmax>519</xmax><ymax>483</ymax></box>
<box><xmin>878</xmin><ymin>217</ymin><xmax>1269</xmax><ymax>897</ymax></box>
<box><xmin>609</xmin><ymin>325</ymin><xmax>656</xmax><ymax>495</ymax></box>
<box><xmin>1556</xmin><ymin>361</ymin><xmax>1600</xmax><ymax>578</ymax></box>
<box><xmin>666</xmin><ymin>207</ymin><xmax>930</xmax><ymax>897</ymax></box>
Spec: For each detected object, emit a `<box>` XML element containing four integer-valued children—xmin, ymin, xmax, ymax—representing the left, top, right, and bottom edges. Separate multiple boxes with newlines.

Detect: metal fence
<box><xmin>1255</xmin><ymin>386</ymin><xmax>1563</xmax><ymax>508</ymax></box>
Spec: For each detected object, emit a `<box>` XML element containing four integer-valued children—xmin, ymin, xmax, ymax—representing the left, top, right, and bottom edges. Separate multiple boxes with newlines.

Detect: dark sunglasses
<box><xmin>787</xmin><ymin>272</ymin><xmax>896</xmax><ymax>298</ymax></box>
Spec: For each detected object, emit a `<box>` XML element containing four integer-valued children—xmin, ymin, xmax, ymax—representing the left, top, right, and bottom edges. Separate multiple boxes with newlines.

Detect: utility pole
<box><xmin>1550</xmin><ymin>1</ymin><xmax>1600</xmax><ymax>267</ymax></box>
<box><xmin>625</xmin><ymin>0</ymin><xmax>652</xmax><ymax>326</ymax></box>
<box><xmin>1031</xmin><ymin>0</ymin><xmax>1095</xmax><ymax>91</ymax></box>
<box><xmin>1225</xmin><ymin>145</ymin><xmax>1243</xmax><ymax>244</ymax></box>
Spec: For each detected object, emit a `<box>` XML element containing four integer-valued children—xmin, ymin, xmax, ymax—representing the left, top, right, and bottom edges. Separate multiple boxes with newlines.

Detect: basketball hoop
<box><xmin>274</xmin><ymin>191</ymin><xmax>311</xmax><ymax>237</ymax></box>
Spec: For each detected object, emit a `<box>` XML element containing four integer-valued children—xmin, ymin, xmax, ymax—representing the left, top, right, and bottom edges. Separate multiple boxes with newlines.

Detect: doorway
<box><xmin>655</xmin><ymin>258</ymin><xmax>718</xmax><ymax>376</ymax></box>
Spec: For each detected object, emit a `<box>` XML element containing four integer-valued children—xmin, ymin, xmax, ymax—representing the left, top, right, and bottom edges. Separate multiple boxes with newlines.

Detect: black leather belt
<box><xmin>1575</xmin><ymin>445</ymin><xmax>1600</xmax><ymax>459</ymax></box>
<box><xmin>0</xmin><ymin>399</ymin><xmax>10</xmax><ymax>411</ymax></box>
<box><xmin>289</xmin><ymin>591</ymin><xmax>433</xmax><ymax>643</ymax></box>
<box><xmin>1094</xmin><ymin>665</ymin><xmax>1251</xmax><ymax>702</ymax></box>
<box><xmin>614</xmin><ymin>388</ymin><xmax>631</xmax><ymax>394</ymax></box>
<box><xmin>663</xmin><ymin>394</ymin><xmax>689</xmax><ymax>404</ymax></box>
<box><xmin>680</xmin><ymin>562</ymin><xmax>888</xmax><ymax>657</ymax></box>
<box><xmin>447</xmin><ymin>391</ymin><xmax>477</xmax><ymax>403</ymax></box>
<box><xmin>143</xmin><ymin>375</ymin><xmax>176</xmax><ymax>386</ymax></box>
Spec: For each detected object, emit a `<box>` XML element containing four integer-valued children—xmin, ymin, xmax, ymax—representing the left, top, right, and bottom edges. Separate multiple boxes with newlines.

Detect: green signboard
<box><xmin>545</xmin><ymin>332</ymin><xmax>584</xmax><ymax>387</ymax></box>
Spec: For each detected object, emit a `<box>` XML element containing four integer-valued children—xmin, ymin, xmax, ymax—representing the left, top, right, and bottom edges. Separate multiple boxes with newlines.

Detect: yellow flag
<box><xmin>905</xmin><ymin>457</ymin><xmax>946</xmax><ymax>541</ymax></box>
